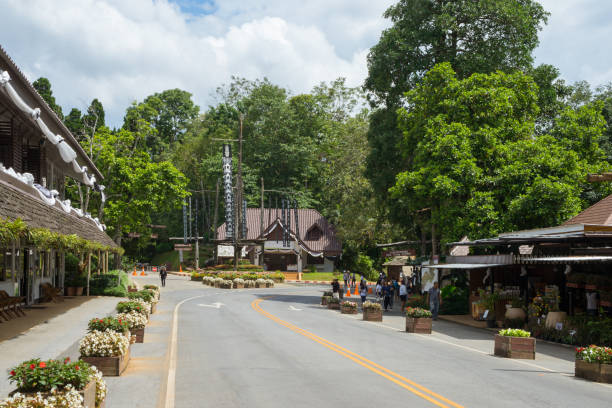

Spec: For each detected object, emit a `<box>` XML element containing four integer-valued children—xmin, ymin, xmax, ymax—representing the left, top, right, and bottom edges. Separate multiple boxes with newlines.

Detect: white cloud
<box><xmin>0</xmin><ymin>0</ymin><xmax>394</xmax><ymax>127</ymax></box>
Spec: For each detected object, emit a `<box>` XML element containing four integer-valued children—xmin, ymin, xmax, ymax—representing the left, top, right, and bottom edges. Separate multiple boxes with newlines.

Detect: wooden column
<box><xmin>86</xmin><ymin>252</ymin><xmax>91</xmax><ymax>296</ymax></box>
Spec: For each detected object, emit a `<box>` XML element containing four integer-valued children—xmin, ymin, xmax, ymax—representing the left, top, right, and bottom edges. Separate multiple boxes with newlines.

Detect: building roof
<box><xmin>0</xmin><ymin>176</ymin><xmax>116</xmax><ymax>247</ymax></box>
<box><xmin>0</xmin><ymin>45</ymin><xmax>103</xmax><ymax>181</ymax></box>
<box><xmin>216</xmin><ymin>208</ymin><xmax>341</xmax><ymax>255</ymax></box>
<box><xmin>564</xmin><ymin>194</ymin><xmax>612</xmax><ymax>226</ymax></box>
<box><xmin>383</xmin><ymin>256</ymin><xmax>409</xmax><ymax>266</ymax></box>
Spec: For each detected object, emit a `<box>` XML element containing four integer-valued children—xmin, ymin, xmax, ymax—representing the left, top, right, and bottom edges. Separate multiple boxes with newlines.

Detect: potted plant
<box><xmin>65</xmin><ymin>275</ymin><xmax>86</xmax><ymax>296</ymax></box>
<box><xmin>79</xmin><ymin>329</ymin><xmax>131</xmax><ymax>376</ymax></box>
<box><xmin>504</xmin><ymin>297</ymin><xmax>526</xmax><ymax>321</ymax></box>
<box><xmin>327</xmin><ymin>297</ymin><xmax>340</xmax><ymax>310</ymax></box>
<box><xmin>494</xmin><ymin>328</ymin><xmax>535</xmax><ymax>359</ymax></box>
<box><xmin>341</xmin><ymin>300</ymin><xmax>358</xmax><ymax>314</ymax></box>
<box><xmin>7</xmin><ymin>357</ymin><xmax>106</xmax><ymax>408</ymax></box>
<box><xmin>117</xmin><ymin>311</ymin><xmax>148</xmax><ymax>343</ymax></box>
<box><xmin>87</xmin><ymin>317</ymin><xmax>129</xmax><ymax>337</ymax></box>
<box><xmin>127</xmin><ymin>290</ymin><xmax>157</xmax><ymax>314</ymax></box>
<box><xmin>362</xmin><ymin>301</ymin><xmax>382</xmax><ymax>321</ymax></box>
<box><xmin>143</xmin><ymin>285</ymin><xmax>160</xmax><ymax>300</ymax></box>
<box><xmin>575</xmin><ymin>345</ymin><xmax>612</xmax><ymax>383</ymax></box>
<box><xmin>405</xmin><ymin>307</ymin><xmax>433</xmax><ymax>334</ymax></box>
<box><xmin>321</xmin><ymin>291</ymin><xmax>332</xmax><ymax>305</ymax></box>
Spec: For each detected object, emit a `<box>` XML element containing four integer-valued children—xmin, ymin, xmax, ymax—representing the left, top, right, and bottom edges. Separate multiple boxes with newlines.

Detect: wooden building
<box><xmin>215</xmin><ymin>208</ymin><xmax>341</xmax><ymax>272</ymax></box>
<box><xmin>0</xmin><ymin>46</ymin><xmax>117</xmax><ymax>303</ymax></box>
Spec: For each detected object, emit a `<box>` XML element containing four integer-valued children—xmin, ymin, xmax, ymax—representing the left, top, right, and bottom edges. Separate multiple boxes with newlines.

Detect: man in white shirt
<box><xmin>399</xmin><ymin>281</ymin><xmax>408</xmax><ymax>312</ymax></box>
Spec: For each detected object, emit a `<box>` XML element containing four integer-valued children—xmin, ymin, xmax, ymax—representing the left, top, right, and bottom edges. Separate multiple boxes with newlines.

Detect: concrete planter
<box><xmin>10</xmin><ymin>379</ymin><xmax>96</xmax><ymax>408</ymax></box>
<box><xmin>575</xmin><ymin>360</ymin><xmax>612</xmax><ymax>383</ymax></box>
<box><xmin>363</xmin><ymin>309</ymin><xmax>382</xmax><ymax>321</ymax></box>
<box><xmin>406</xmin><ymin>317</ymin><xmax>432</xmax><ymax>334</ymax></box>
<box><xmin>255</xmin><ymin>282</ymin><xmax>266</xmax><ymax>288</ymax></box>
<box><xmin>81</xmin><ymin>346</ymin><xmax>131</xmax><ymax>376</ymax></box>
<box><xmin>328</xmin><ymin>302</ymin><xmax>340</xmax><ymax>310</ymax></box>
<box><xmin>130</xmin><ymin>327</ymin><xmax>145</xmax><ymax>343</ymax></box>
<box><xmin>340</xmin><ymin>306</ymin><xmax>357</xmax><ymax>314</ymax></box>
<box><xmin>494</xmin><ymin>335</ymin><xmax>535</xmax><ymax>359</ymax></box>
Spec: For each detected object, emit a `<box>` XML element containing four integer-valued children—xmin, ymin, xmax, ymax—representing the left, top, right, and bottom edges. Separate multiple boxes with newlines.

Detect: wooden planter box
<box><xmin>81</xmin><ymin>346</ymin><xmax>131</xmax><ymax>376</ymax></box>
<box><xmin>130</xmin><ymin>327</ymin><xmax>145</xmax><ymax>343</ymax></box>
<box><xmin>363</xmin><ymin>309</ymin><xmax>382</xmax><ymax>321</ymax></box>
<box><xmin>494</xmin><ymin>335</ymin><xmax>535</xmax><ymax>359</ymax></box>
<box><xmin>321</xmin><ymin>297</ymin><xmax>328</xmax><ymax>306</ymax></box>
<box><xmin>406</xmin><ymin>317</ymin><xmax>432</xmax><ymax>334</ymax></box>
<box><xmin>10</xmin><ymin>379</ymin><xmax>96</xmax><ymax>408</ymax></box>
<box><xmin>575</xmin><ymin>360</ymin><xmax>612</xmax><ymax>383</ymax></box>
<box><xmin>341</xmin><ymin>306</ymin><xmax>357</xmax><ymax>314</ymax></box>
<box><xmin>328</xmin><ymin>302</ymin><xmax>340</xmax><ymax>310</ymax></box>
<box><xmin>150</xmin><ymin>302</ymin><xmax>157</xmax><ymax>314</ymax></box>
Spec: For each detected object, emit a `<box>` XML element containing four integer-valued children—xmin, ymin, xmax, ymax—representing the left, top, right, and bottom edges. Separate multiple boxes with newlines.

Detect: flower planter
<box><xmin>585</xmin><ymin>284</ymin><xmax>597</xmax><ymax>290</ymax></box>
<box><xmin>150</xmin><ymin>302</ymin><xmax>157</xmax><ymax>314</ymax></box>
<box><xmin>328</xmin><ymin>302</ymin><xmax>340</xmax><ymax>310</ymax></box>
<box><xmin>321</xmin><ymin>297</ymin><xmax>328</xmax><ymax>306</ymax></box>
<box><xmin>75</xmin><ymin>286</ymin><xmax>84</xmax><ymax>296</ymax></box>
<box><xmin>405</xmin><ymin>317</ymin><xmax>432</xmax><ymax>334</ymax></box>
<box><xmin>81</xmin><ymin>346</ymin><xmax>131</xmax><ymax>377</ymax></box>
<box><xmin>575</xmin><ymin>360</ymin><xmax>612</xmax><ymax>383</ymax></box>
<box><xmin>363</xmin><ymin>309</ymin><xmax>382</xmax><ymax>321</ymax></box>
<box><xmin>341</xmin><ymin>306</ymin><xmax>357</xmax><ymax>314</ymax></box>
<box><xmin>234</xmin><ymin>283</ymin><xmax>245</xmax><ymax>289</ymax></box>
<box><xmin>130</xmin><ymin>327</ymin><xmax>145</xmax><ymax>343</ymax></box>
<box><xmin>494</xmin><ymin>335</ymin><xmax>535</xmax><ymax>359</ymax></box>
<box><xmin>10</xmin><ymin>379</ymin><xmax>96</xmax><ymax>408</ymax></box>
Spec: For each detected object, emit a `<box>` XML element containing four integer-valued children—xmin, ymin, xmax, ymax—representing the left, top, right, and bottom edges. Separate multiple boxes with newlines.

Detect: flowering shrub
<box><xmin>363</xmin><ymin>301</ymin><xmax>382</xmax><ymax>311</ymax></box>
<box><xmin>220</xmin><ymin>280</ymin><xmax>233</xmax><ymax>289</ymax></box>
<box><xmin>341</xmin><ymin>301</ymin><xmax>357</xmax><ymax>309</ymax></box>
<box><xmin>8</xmin><ymin>358</ymin><xmax>92</xmax><ymax>393</ymax></box>
<box><xmin>575</xmin><ymin>345</ymin><xmax>612</xmax><ymax>364</ymax></box>
<box><xmin>116</xmin><ymin>311</ymin><xmax>147</xmax><ymax>330</ymax></box>
<box><xmin>406</xmin><ymin>307</ymin><xmax>433</xmax><ymax>318</ymax></box>
<box><xmin>127</xmin><ymin>290</ymin><xmax>155</xmax><ymax>303</ymax></box>
<box><xmin>499</xmin><ymin>328</ymin><xmax>531</xmax><ymax>337</ymax></box>
<box><xmin>0</xmin><ymin>387</ymin><xmax>83</xmax><ymax>407</ymax></box>
<box><xmin>265</xmin><ymin>279</ymin><xmax>275</xmax><ymax>287</ymax></box>
<box><xmin>79</xmin><ymin>329</ymin><xmax>130</xmax><ymax>357</ymax></box>
<box><xmin>328</xmin><ymin>297</ymin><xmax>340</xmax><ymax>304</ymax></box>
<box><xmin>90</xmin><ymin>366</ymin><xmax>106</xmax><ymax>407</ymax></box>
<box><xmin>87</xmin><ymin>316</ymin><xmax>129</xmax><ymax>334</ymax></box>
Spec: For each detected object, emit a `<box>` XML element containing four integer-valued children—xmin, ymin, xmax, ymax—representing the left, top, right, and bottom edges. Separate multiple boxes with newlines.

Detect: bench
<box><xmin>40</xmin><ymin>283</ymin><xmax>64</xmax><ymax>303</ymax></box>
<box><xmin>0</xmin><ymin>290</ymin><xmax>26</xmax><ymax>321</ymax></box>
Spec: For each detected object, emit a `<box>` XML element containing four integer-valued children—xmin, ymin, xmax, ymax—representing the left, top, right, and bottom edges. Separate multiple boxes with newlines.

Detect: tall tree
<box><xmin>64</xmin><ymin>108</ymin><xmax>84</xmax><ymax>138</ymax></box>
<box><xmin>83</xmin><ymin>98</ymin><xmax>106</xmax><ymax>132</ymax></box>
<box><xmin>33</xmin><ymin>77</ymin><xmax>64</xmax><ymax>119</ymax></box>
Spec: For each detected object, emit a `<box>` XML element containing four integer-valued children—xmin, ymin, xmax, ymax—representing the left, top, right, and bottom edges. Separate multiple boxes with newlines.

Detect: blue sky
<box><xmin>1</xmin><ymin>0</ymin><xmax>611</xmax><ymax>127</ymax></box>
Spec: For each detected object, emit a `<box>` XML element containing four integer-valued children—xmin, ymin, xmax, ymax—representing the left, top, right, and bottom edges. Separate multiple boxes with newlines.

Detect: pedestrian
<box><xmin>360</xmin><ymin>275</ymin><xmax>367</xmax><ymax>291</ymax></box>
<box><xmin>393</xmin><ymin>279</ymin><xmax>400</xmax><ymax>301</ymax></box>
<box><xmin>332</xmin><ymin>279</ymin><xmax>340</xmax><ymax>299</ymax></box>
<box><xmin>428</xmin><ymin>281</ymin><xmax>441</xmax><ymax>320</ymax></box>
<box><xmin>343</xmin><ymin>270</ymin><xmax>349</xmax><ymax>291</ymax></box>
<box><xmin>399</xmin><ymin>280</ymin><xmax>407</xmax><ymax>312</ymax></box>
<box><xmin>388</xmin><ymin>281</ymin><xmax>395</xmax><ymax>308</ymax></box>
<box><xmin>375</xmin><ymin>281</ymin><xmax>382</xmax><ymax>298</ymax></box>
<box><xmin>383</xmin><ymin>281</ymin><xmax>392</xmax><ymax>311</ymax></box>
<box><xmin>351</xmin><ymin>271</ymin><xmax>356</xmax><ymax>288</ymax></box>
<box><xmin>360</xmin><ymin>285</ymin><xmax>367</xmax><ymax>304</ymax></box>
<box><xmin>160</xmin><ymin>265</ymin><xmax>167</xmax><ymax>287</ymax></box>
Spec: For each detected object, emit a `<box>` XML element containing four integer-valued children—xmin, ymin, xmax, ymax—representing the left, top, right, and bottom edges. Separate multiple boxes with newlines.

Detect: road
<box><xmin>158</xmin><ymin>279</ymin><xmax>612</xmax><ymax>408</ymax></box>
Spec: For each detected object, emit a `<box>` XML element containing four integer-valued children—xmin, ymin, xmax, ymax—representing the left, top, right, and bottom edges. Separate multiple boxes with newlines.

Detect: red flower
<box><xmin>64</xmin><ymin>357</ymin><xmax>70</xmax><ymax>363</ymax></box>
<box><xmin>75</xmin><ymin>365</ymin><xmax>79</xmax><ymax>370</ymax></box>
<box><xmin>29</xmin><ymin>364</ymin><xmax>35</xmax><ymax>370</ymax></box>
<box><xmin>39</xmin><ymin>362</ymin><xmax>46</xmax><ymax>368</ymax></box>
<box><xmin>9</xmin><ymin>370</ymin><xmax>15</xmax><ymax>376</ymax></box>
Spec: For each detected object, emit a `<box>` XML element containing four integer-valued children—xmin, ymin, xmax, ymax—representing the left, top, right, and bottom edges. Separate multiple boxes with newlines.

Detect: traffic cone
<box><xmin>179</xmin><ymin>265</ymin><xmax>183</xmax><ymax>274</ymax></box>
<box><xmin>368</xmin><ymin>286</ymin><xmax>372</xmax><ymax>294</ymax></box>
<box><xmin>345</xmin><ymin>288</ymin><xmax>351</xmax><ymax>297</ymax></box>
<box><xmin>353</xmin><ymin>285</ymin><xmax>359</xmax><ymax>296</ymax></box>
<box><xmin>132</xmin><ymin>267</ymin><xmax>137</xmax><ymax>276</ymax></box>
<box><xmin>140</xmin><ymin>266</ymin><xmax>146</xmax><ymax>276</ymax></box>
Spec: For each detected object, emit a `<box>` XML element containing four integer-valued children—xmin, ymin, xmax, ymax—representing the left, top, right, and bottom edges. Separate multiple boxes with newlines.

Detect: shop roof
<box><xmin>564</xmin><ymin>194</ymin><xmax>612</xmax><ymax>226</ymax></box>
<box><xmin>422</xmin><ymin>263</ymin><xmax>506</xmax><ymax>270</ymax></box>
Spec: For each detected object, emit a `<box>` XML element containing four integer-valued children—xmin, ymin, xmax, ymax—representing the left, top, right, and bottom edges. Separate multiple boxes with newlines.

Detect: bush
<box><xmin>8</xmin><ymin>358</ymin><xmax>92</xmax><ymax>393</ymax></box>
<box><xmin>90</xmin><ymin>270</ymin><xmax>129</xmax><ymax>297</ymax></box>
<box><xmin>498</xmin><ymin>328</ymin><xmax>531</xmax><ymax>337</ymax></box>
<box><xmin>128</xmin><ymin>290</ymin><xmax>155</xmax><ymax>303</ymax></box>
<box><xmin>87</xmin><ymin>317</ymin><xmax>129</xmax><ymax>334</ymax></box>
<box><xmin>406</xmin><ymin>295</ymin><xmax>429</xmax><ymax>309</ymax></box>
<box><xmin>116</xmin><ymin>301</ymin><xmax>148</xmax><ymax>316</ymax></box>
<box><xmin>406</xmin><ymin>307</ymin><xmax>432</xmax><ymax>318</ymax></box>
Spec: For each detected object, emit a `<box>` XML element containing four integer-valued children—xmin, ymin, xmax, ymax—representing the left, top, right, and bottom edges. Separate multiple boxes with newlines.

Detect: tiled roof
<box><xmin>216</xmin><ymin>208</ymin><xmax>341</xmax><ymax>254</ymax></box>
<box><xmin>563</xmin><ymin>194</ymin><xmax>612</xmax><ymax>226</ymax></box>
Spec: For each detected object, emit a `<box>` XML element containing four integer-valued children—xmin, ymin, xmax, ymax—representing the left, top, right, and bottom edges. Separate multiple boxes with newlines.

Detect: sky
<box><xmin>1</xmin><ymin>0</ymin><xmax>611</xmax><ymax>128</ymax></box>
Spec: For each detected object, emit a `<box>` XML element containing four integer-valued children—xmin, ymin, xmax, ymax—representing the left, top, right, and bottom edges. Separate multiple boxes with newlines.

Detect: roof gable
<box><xmin>563</xmin><ymin>194</ymin><xmax>612</xmax><ymax>226</ymax></box>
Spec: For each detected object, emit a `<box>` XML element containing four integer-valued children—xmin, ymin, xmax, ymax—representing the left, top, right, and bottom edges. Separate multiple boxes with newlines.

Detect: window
<box><xmin>306</xmin><ymin>226</ymin><xmax>322</xmax><ymax>241</ymax></box>
<box><xmin>1</xmin><ymin>249</ymin><xmax>14</xmax><ymax>281</ymax></box>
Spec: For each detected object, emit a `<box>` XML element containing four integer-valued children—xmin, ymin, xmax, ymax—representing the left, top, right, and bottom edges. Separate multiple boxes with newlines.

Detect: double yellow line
<box><xmin>251</xmin><ymin>298</ymin><xmax>464</xmax><ymax>408</ymax></box>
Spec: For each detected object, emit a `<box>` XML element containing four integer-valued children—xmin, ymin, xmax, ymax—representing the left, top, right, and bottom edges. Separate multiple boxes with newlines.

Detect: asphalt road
<box><xmin>166</xmin><ymin>282</ymin><xmax>612</xmax><ymax>408</ymax></box>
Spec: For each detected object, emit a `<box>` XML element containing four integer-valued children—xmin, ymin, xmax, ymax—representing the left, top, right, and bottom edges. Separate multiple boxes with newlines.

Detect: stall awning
<box><xmin>518</xmin><ymin>255</ymin><xmax>612</xmax><ymax>264</ymax></box>
<box><xmin>423</xmin><ymin>263</ymin><xmax>506</xmax><ymax>270</ymax></box>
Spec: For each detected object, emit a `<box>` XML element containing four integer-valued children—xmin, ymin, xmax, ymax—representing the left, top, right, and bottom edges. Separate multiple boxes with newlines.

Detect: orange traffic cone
<box><xmin>368</xmin><ymin>286</ymin><xmax>372</xmax><ymax>294</ymax></box>
<box><xmin>140</xmin><ymin>267</ymin><xmax>146</xmax><ymax>276</ymax></box>
<box><xmin>179</xmin><ymin>264</ymin><xmax>183</xmax><ymax>273</ymax></box>
<box><xmin>132</xmin><ymin>267</ymin><xmax>137</xmax><ymax>276</ymax></box>
<box><xmin>353</xmin><ymin>286</ymin><xmax>359</xmax><ymax>296</ymax></box>
<box><xmin>345</xmin><ymin>288</ymin><xmax>351</xmax><ymax>297</ymax></box>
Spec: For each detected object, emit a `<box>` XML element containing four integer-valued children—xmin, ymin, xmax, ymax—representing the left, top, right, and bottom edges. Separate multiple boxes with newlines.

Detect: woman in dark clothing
<box><xmin>160</xmin><ymin>266</ymin><xmax>168</xmax><ymax>287</ymax></box>
<box><xmin>383</xmin><ymin>282</ymin><xmax>392</xmax><ymax>311</ymax></box>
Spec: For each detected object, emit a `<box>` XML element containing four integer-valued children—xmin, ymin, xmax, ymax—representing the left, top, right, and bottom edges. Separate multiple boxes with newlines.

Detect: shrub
<box><xmin>341</xmin><ymin>301</ymin><xmax>357</xmax><ymax>309</ymax></box>
<box><xmin>143</xmin><ymin>284</ymin><xmax>159</xmax><ymax>291</ymax></box>
<box><xmin>127</xmin><ymin>290</ymin><xmax>155</xmax><ymax>303</ymax></box>
<box><xmin>405</xmin><ymin>307</ymin><xmax>432</xmax><ymax>318</ymax></box>
<box><xmin>79</xmin><ymin>329</ymin><xmax>130</xmax><ymax>357</ymax></box>
<box><xmin>575</xmin><ymin>345</ymin><xmax>612</xmax><ymax>364</ymax></box>
<box><xmin>116</xmin><ymin>301</ymin><xmax>148</xmax><ymax>316</ymax></box>
<box><xmin>498</xmin><ymin>328</ymin><xmax>531</xmax><ymax>337</ymax></box>
<box><xmin>0</xmin><ymin>387</ymin><xmax>83</xmax><ymax>407</ymax></box>
<box><xmin>87</xmin><ymin>316</ymin><xmax>129</xmax><ymax>334</ymax></box>
<box><xmin>116</xmin><ymin>311</ymin><xmax>147</xmax><ymax>330</ymax></box>
<box><xmin>101</xmin><ymin>286</ymin><xmax>128</xmax><ymax>297</ymax></box>
<box><xmin>8</xmin><ymin>358</ymin><xmax>92</xmax><ymax>393</ymax></box>
<box><xmin>363</xmin><ymin>301</ymin><xmax>382</xmax><ymax>311</ymax></box>
<box><xmin>406</xmin><ymin>295</ymin><xmax>429</xmax><ymax>309</ymax></box>
<box><xmin>323</xmin><ymin>291</ymin><xmax>333</xmax><ymax>297</ymax></box>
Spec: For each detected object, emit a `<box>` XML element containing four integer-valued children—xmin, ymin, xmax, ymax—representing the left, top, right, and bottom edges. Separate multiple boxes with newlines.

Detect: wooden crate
<box><xmin>328</xmin><ymin>302</ymin><xmax>340</xmax><ymax>310</ymax></box>
<box><xmin>575</xmin><ymin>360</ymin><xmax>612</xmax><ymax>383</ymax></box>
<box><xmin>363</xmin><ymin>309</ymin><xmax>382</xmax><ymax>321</ymax></box>
<box><xmin>130</xmin><ymin>327</ymin><xmax>145</xmax><ymax>343</ymax></box>
<box><xmin>10</xmin><ymin>379</ymin><xmax>96</xmax><ymax>408</ymax></box>
<box><xmin>81</xmin><ymin>346</ymin><xmax>130</xmax><ymax>376</ymax></box>
<box><xmin>494</xmin><ymin>335</ymin><xmax>535</xmax><ymax>359</ymax></box>
<box><xmin>340</xmin><ymin>306</ymin><xmax>357</xmax><ymax>314</ymax></box>
<box><xmin>406</xmin><ymin>317</ymin><xmax>432</xmax><ymax>334</ymax></box>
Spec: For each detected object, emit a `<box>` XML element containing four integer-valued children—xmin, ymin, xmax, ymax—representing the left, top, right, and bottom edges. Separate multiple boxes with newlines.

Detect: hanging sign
<box><xmin>222</xmin><ymin>144</ymin><xmax>234</xmax><ymax>239</ymax></box>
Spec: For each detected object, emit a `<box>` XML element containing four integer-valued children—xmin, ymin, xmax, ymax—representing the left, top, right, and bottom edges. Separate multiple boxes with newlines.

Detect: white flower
<box><xmin>79</xmin><ymin>329</ymin><xmax>130</xmax><ymax>357</ymax></box>
<box><xmin>117</xmin><ymin>311</ymin><xmax>147</xmax><ymax>329</ymax></box>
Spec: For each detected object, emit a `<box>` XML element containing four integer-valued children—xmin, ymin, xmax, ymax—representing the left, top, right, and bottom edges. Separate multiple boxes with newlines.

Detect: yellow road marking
<box><xmin>252</xmin><ymin>298</ymin><xmax>464</xmax><ymax>408</ymax></box>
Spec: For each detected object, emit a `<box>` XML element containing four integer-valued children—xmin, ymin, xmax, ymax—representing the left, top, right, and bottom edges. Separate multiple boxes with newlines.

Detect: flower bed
<box><xmin>363</xmin><ymin>301</ymin><xmax>382</xmax><ymax>321</ymax></box>
<box><xmin>117</xmin><ymin>311</ymin><xmax>148</xmax><ymax>343</ymax></box>
<box><xmin>116</xmin><ymin>300</ymin><xmax>149</xmax><ymax>317</ymax></box>
<box><xmin>87</xmin><ymin>317</ymin><xmax>129</xmax><ymax>336</ymax></box>
<box><xmin>6</xmin><ymin>357</ymin><xmax>106</xmax><ymax>408</ymax></box>
<box><xmin>79</xmin><ymin>330</ymin><xmax>131</xmax><ymax>376</ymax></box>
<box><xmin>494</xmin><ymin>329</ymin><xmax>535</xmax><ymax>359</ymax></box>
<box><xmin>575</xmin><ymin>345</ymin><xmax>612</xmax><ymax>383</ymax></box>
<box><xmin>405</xmin><ymin>307</ymin><xmax>432</xmax><ymax>334</ymax></box>
<box><xmin>341</xmin><ymin>301</ymin><xmax>358</xmax><ymax>314</ymax></box>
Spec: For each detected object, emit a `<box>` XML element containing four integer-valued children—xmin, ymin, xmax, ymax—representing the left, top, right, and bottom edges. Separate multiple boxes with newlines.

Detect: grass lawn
<box><xmin>301</xmin><ymin>272</ymin><xmax>343</xmax><ymax>281</ymax></box>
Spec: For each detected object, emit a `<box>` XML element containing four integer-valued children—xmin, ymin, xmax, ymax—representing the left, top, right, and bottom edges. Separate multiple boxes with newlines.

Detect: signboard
<box><xmin>222</xmin><ymin>144</ymin><xmax>234</xmax><ymax>239</ymax></box>
<box><xmin>174</xmin><ymin>244</ymin><xmax>192</xmax><ymax>251</ymax></box>
<box><xmin>152</xmin><ymin>266</ymin><xmax>158</xmax><ymax>272</ymax></box>
<box><xmin>383</xmin><ymin>249</ymin><xmax>416</xmax><ymax>258</ymax></box>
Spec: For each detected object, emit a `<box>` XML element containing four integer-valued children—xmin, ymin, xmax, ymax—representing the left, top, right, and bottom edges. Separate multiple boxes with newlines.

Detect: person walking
<box><xmin>160</xmin><ymin>265</ymin><xmax>168</xmax><ymax>287</ymax></box>
<box><xmin>399</xmin><ymin>280</ymin><xmax>407</xmax><ymax>312</ymax></box>
<box><xmin>360</xmin><ymin>285</ymin><xmax>367</xmax><ymax>305</ymax></box>
<box><xmin>343</xmin><ymin>270</ymin><xmax>350</xmax><ymax>291</ymax></box>
<box><xmin>383</xmin><ymin>281</ymin><xmax>392</xmax><ymax>311</ymax></box>
<box><xmin>332</xmin><ymin>279</ymin><xmax>340</xmax><ymax>300</ymax></box>
<box><xmin>351</xmin><ymin>271</ymin><xmax>356</xmax><ymax>288</ymax></box>
<box><xmin>388</xmin><ymin>280</ymin><xmax>395</xmax><ymax>309</ymax></box>
<box><xmin>428</xmin><ymin>281</ymin><xmax>441</xmax><ymax>320</ymax></box>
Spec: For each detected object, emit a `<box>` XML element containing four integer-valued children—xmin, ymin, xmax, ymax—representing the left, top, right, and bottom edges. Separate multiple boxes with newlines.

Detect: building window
<box><xmin>307</xmin><ymin>254</ymin><xmax>324</xmax><ymax>265</ymax></box>
<box><xmin>306</xmin><ymin>226</ymin><xmax>321</xmax><ymax>241</ymax></box>
<box><xmin>1</xmin><ymin>249</ymin><xmax>14</xmax><ymax>281</ymax></box>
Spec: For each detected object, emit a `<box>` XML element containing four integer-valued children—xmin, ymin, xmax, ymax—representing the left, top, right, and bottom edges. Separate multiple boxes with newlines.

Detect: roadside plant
<box><xmin>79</xmin><ymin>329</ymin><xmax>130</xmax><ymax>357</ymax></box>
<box><xmin>91</xmin><ymin>366</ymin><xmax>106</xmax><ymax>407</ymax></box>
<box><xmin>323</xmin><ymin>291</ymin><xmax>333</xmax><ymax>297</ymax></box>
<box><xmin>575</xmin><ymin>345</ymin><xmax>612</xmax><ymax>364</ymax></box>
<box><xmin>127</xmin><ymin>290</ymin><xmax>155</xmax><ymax>303</ymax></box>
<box><xmin>0</xmin><ymin>386</ymin><xmax>83</xmax><ymax>407</ymax></box>
<box><xmin>116</xmin><ymin>300</ymin><xmax>149</xmax><ymax>316</ymax></box>
<box><xmin>265</xmin><ymin>279</ymin><xmax>275</xmax><ymax>287</ymax></box>
<box><xmin>406</xmin><ymin>295</ymin><xmax>429</xmax><ymax>309</ymax></box>
<box><xmin>87</xmin><ymin>316</ymin><xmax>129</xmax><ymax>334</ymax></box>
<box><xmin>498</xmin><ymin>328</ymin><xmax>531</xmax><ymax>338</ymax></box>
<box><xmin>116</xmin><ymin>311</ymin><xmax>147</xmax><ymax>330</ymax></box>
<box><xmin>405</xmin><ymin>307</ymin><xmax>432</xmax><ymax>318</ymax></box>
<box><xmin>8</xmin><ymin>358</ymin><xmax>92</xmax><ymax>393</ymax></box>
<box><xmin>363</xmin><ymin>301</ymin><xmax>381</xmax><ymax>311</ymax></box>
<box><xmin>328</xmin><ymin>297</ymin><xmax>340</xmax><ymax>304</ymax></box>
<box><xmin>341</xmin><ymin>301</ymin><xmax>357</xmax><ymax>309</ymax></box>
<box><xmin>220</xmin><ymin>280</ymin><xmax>233</xmax><ymax>289</ymax></box>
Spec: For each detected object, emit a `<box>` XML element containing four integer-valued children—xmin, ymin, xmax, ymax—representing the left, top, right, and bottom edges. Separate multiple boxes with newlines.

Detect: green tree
<box><xmin>64</xmin><ymin>108</ymin><xmax>84</xmax><ymax>137</ymax></box>
<box><xmin>83</xmin><ymin>98</ymin><xmax>105</xmax><ymax>132</ymax></box>
<box><xmin>33</xmin><ymin>77</ymin><xmax>64</xmax><ymax>119</ymax></box>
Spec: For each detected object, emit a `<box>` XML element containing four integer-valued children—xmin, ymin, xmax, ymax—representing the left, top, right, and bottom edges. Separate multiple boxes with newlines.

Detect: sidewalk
<box><xmin>0</xmin><ymin>296</ymin><xmax>120</xmax><ymax>397</ymax></box>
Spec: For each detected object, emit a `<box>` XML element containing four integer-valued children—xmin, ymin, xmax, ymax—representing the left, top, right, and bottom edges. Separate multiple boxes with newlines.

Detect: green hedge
<box><xmin>90</xmin><ymin>269</ymin><xmax>129</xmax><ymax>297</ymax></box>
